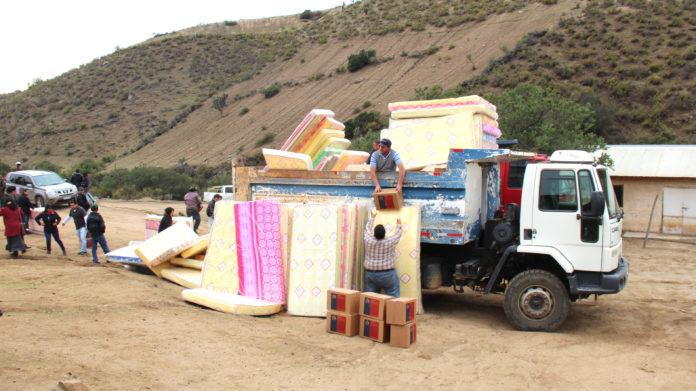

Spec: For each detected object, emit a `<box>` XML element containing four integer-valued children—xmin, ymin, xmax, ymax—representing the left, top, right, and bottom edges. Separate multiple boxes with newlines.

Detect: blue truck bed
<box><xmin>235</xmin><ymin>149</ymin><xmax>530</xmax><ymax>245</ymax></box>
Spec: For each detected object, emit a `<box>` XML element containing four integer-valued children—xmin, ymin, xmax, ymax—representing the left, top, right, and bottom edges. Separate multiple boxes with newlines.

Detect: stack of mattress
<box><xmin>181</xmin><ymin>200</ymin><xmax>287</xmax><ymax>315</ymax></box>
<box><xmin>134</xmin><ymin>222</ymin><xmax>201</xmax><ymax>277</ymax></box>
<box><xmin>373</xmin><ymin>207</ymin><xmax>424</xmax><ymax>314</ymax></box>
<box><xmin>285</xmin><ymin>201</ymin><xmax>370</xmax><ymax>317</ymax></box>
<box><xmin>266</xmin><ymin>109</ymin><xmax>351</xmax><ymax>170</ymax></box>
<box><xmin>384</xmin><ymin>96</ymin><xmax>502</xmax><ymax>169</ymax></box>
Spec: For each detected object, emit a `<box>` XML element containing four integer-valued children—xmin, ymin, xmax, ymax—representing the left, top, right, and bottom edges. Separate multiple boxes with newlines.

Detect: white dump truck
<box><xmin>234</xmin><ymin>148</ymin><xmax>628</xmax><ymax>331</ymax></box>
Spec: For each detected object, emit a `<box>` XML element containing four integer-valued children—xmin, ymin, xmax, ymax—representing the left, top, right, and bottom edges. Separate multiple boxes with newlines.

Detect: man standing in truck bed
<box><xmin>369</xmin><ymin>138</ymin><xmax>406</xmax><ymax>194</ymax></box>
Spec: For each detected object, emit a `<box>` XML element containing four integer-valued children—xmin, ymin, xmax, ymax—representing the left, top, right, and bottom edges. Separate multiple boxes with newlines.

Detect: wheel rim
<box><xmin>519</xmin><ymin>286</ymin><xmax>553</xmax><ymax>319</ymax></box>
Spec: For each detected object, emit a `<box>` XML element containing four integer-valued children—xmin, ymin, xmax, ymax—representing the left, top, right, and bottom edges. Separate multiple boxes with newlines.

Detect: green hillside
<box><xmin>0</xmin><ymin>0</ymin><xmax>694</xmax><ymax>173</ymax></box>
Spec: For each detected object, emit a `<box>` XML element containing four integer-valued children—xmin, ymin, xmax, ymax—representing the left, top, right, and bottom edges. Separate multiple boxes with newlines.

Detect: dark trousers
<box><xmin>90</xmin><ymin>234</ymin><xmax>110</xmax><ymax>263</ymax></box>
<box><xmin>44</xmin><ymin>230</ymin><xmax>65</xmax><ymax>254</ymax></box>
<box><xmin>186</xmin><ymin>209</ymin><xmax>201</xmax><ymax>233</ymax></box>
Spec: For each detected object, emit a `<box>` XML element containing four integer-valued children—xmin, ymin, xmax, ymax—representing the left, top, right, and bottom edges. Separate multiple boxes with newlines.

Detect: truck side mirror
<box><xmin>589</xmin><ymin>191</ymin><xmax>605</xmax><ymax>218</ymax></box>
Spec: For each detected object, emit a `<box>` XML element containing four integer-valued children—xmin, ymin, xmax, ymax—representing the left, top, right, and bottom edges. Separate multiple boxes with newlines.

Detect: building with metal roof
<box><xmin>598</xmin><ymin>145</ymin><xmax>696</xmax><ymax>236</ymax></box>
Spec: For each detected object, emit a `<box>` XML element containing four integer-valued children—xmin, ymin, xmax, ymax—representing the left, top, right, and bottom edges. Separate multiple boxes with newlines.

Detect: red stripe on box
<box><xmin>446</xmin><ymin>233</ymin><xmax>463</xmax><ymax>237</ymax></box>
<box><xmin>370</xmin><ymin>320</ymin><xmax>380</xmax><ymax>339</ymax></box>
<box><xmin>337</xmin><ymin>315</ymin><xmax>346</xmax><ymax>334</ymax></box>
<box><xmin>370</xmin><ymin>299</ymin><xmax>380</xmax><ymax>318</ymax></box>
<box><xmin>336</xmin><ymin>294</ymin><xmax>345</xmax><ymax>312</ymax></box>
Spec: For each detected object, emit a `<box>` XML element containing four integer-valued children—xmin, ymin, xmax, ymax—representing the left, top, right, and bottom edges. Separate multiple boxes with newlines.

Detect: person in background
<box><xmin>81</xmin><ymin>173</ymin><xmax>90</xmax><ymax>193</ymax></box>
<box><xmin>34</xmin><ymin>204</ymin><xmax>66</xmax><ymax>256</ymax></box>
<box><xmin>158</xmin><ymin>207</ymin><xmax>174</xmax><ymax>233</ymax></box>
<box><xmin>17</xmin><ymin>188</ymin><xmax>32</xmax><ymax>234</ymax></box>
<box><xmin>70</xmin><ymin>169</ymin><xmax>83</xmax><ymax>188</ymax></box>
<box><xmin>76</xmin><ymin>187</ymin><xmax>90</xmax><ymax>211</ymax></box>
<box><xmin>62</xmin><ymin>199</ymin><xmax>88</xmax><ymax>255</ymax></box>
<box><xmin>184</xmin><ymin>186</ymin><xmax>202</xmax><ymax>233</ymax></box>
<box><xmin>86</xmin><ymin>204</ymin><xmax>109</xmax><ymax>264</ymax></box>
<box><xmin>0</xmin><ymin>199</ymin><xmax>27</xmax><ymax>257</ymax></box>
<box><xmin>15</xmin><ymin>161</ymin><xmax>22</xmax><ymax>171</ymax></box>
<box><xmin>206</xmin><ymin>193</ymin><xmax>222</xmax><ymax>232</ymax></box>
<box><xmin>1</xmin><ymin>185</ymin><xmax>17</xmax><ymax>208</ymax></box>
<box><xmin>362</xmin><ymin>209</ymin><xmax>402</xmax><ymax>297</ymax></box>
<box><xmin>365</xmin><ymin>139</ymin><xmax>380</xmax><ymax>164</ymax></box>
<box><xmin>369</xmin><ymin>138</ymin><xmax>406</xmax><ymax>194</ymax></box>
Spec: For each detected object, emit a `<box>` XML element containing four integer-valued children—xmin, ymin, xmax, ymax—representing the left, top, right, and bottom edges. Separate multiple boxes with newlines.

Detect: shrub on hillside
<box><xmin>263</xmin><ymin>84</ymin><xmax>280</xmax><ymax>98</ymax></box>
<box><xmin>347</xmin><ymin>49</ymin><xmax>377</xmax><ymax>72</ymax></box>
<box><xmin>344</xmin><ymin>111</ymin><xmax>387</xmax><ymax>139</ymax></box>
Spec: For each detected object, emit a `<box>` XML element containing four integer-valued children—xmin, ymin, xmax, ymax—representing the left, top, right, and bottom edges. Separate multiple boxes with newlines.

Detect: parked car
<box><xmin>4</xmin><ymin>170</ymin><xmax>78</xmax><ymax>207</ymax></box>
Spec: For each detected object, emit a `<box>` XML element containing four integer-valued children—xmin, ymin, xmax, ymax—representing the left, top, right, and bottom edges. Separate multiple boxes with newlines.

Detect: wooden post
<box><xmin>643</xmin><ymin>193</ymin><xmax>659</xmax><ymax>248</ymax></box>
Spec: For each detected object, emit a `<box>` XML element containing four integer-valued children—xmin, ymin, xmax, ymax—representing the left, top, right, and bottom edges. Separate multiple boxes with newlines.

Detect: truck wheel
<box><xmin>504</xmin><ymin>269</ymin><xmax>569</xmax><ymax>332</ymax></box>
<box><xmin>35</xmin><ymin>195</ymin><xmax>45</xmax><ymax>208</ymax></box>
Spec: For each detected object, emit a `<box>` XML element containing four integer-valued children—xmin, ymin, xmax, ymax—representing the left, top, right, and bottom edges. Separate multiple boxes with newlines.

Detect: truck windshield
<box><xmin>33</xmin><ymin>173</ymin><xmax>64</xmax><ymax>186</ymax></box>
<box><xmin>597</xmin><ymin>169</ymin><xmax>618</xmax><ymax>218</ymax></box>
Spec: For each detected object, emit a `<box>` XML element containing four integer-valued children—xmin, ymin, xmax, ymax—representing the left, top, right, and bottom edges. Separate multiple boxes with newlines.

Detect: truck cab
<box><xmin>474</xmin><ymin>150</ymin><xmax>628</xmax><ymax>330</ymax></box>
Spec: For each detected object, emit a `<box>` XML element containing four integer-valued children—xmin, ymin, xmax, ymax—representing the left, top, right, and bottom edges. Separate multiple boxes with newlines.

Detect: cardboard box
<box><xmin>326</xmin><ymin>311</ymin><xmax>360</xmax><ymax>337</ymax></box>
<box><xmin>390</xmin><ymin>322</ymin><xmax>417</xmax><ymax>348</ymax></box>
<box><xmin>359</xmin><ymin>292</ymin><xmax>393</xmax><ymax>320</ymax></box>
<box><xmin>386</xmin><ymin>297</ymin><xmax>417</xmax><ymax>325</ymax></box>
<box><xmin>327</xmin><ymin>288</ymin><xmax>361</xmax><ymax>314</ymax></box>
<box><xmin>374</xmin><ymin>189</ymin><xmax>404</xmax><ymax>210</ymax></box>
<box><xmin>359</xmin><ymin>316</ymin><xmax>390</xmax><ymax>343</ymax></box>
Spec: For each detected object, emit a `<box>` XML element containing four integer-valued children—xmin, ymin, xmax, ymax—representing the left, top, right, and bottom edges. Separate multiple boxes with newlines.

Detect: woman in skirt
<box><xmin>0</xmin><ymin>199</ymin><xmax>27</xmax><ymax>257</ymax></box>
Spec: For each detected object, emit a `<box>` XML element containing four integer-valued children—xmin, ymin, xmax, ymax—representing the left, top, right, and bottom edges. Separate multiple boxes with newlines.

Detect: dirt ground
<box><xmin>1</xmin><ymin>199</ymin><xmax>694</xmax><ymax>390</ymax></box>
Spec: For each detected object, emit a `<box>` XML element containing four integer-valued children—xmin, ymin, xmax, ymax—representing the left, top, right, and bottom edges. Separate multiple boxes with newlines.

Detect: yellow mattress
<box><xmin>171</xmin><ymin>257</ymin><xmax>204</xmax><ymax>270</ymax></box>
<box><xmin>345</xmin><ymin>164</ymin><xmax>371</xmax><ymax>172</ymax></box>
<box><xmin>263</xmin><ymin>149</ymin><xmax>313</xmax><ymax>170</ymax></box>
<box><xmin>295</xmin><ymin>118</ymin><xmax>345</xmax><ymax>155</ymax></box>
<box><xmin>382</xmin><ymin>112</ymin><xmax>486</xmax><ymax>169</ymax></box>
<box><xmin>319</xmin><ymin>155</ymin><xmax>341</xmax><ymax>171</ymax></box>
<box><xmin>279</xmin><ymin>203</ymin><xmax>295</xmax><ymax>296</ymax></box>
<box><xmin>282</xmin><ymin>109</ymin><xmax>335</xmax><ymax>152</ymax></box>
<box><xmin>298</xmin><ymin>129</ymin><xmax>345</xmax><ymax>158</ymax></box>
<box><xmin>331</xmin><ymin>151</ymin><xmax>370</xmax><ymax>171</ymax></box>
<box><xmin>201</xmin><ymin>200</ymin><xmax>240</xmax><ymax>294</ymax></box>
<box><xmin>134</xmin><ymin>222</ymin><xmax>200</xmax><ymax>276</ymax></box>
<box><xmin>373</xmin><ymin>206</ymin><xmax>423</xmax><ymax>314</ymax></box>
<box><xmin>161</xmin><ymin>266</ymin><xmax>202</xmax><ymax>289</ymax></box>
<box><xmin>388</xmin><ymin>95</ymin><xmax>497</xmax><ymax>120</ymax></box>
<box><xmin>313</xmin><ymin>139</ymin><xmax>352</xmax><ymax>167</ymax></box>
<box><xmin>180</xmin><ymin>234</ymin><xmax>210</xmax><ymax>259</ymax></box>
<box><xmin>182</xmin><ymin>288</ymin><xmax>282</xmax><ymax>316</ymax></box>
<box><xmin>287</xmin><ymin>203</ymin><xmax>340</xmax><ymax>317</ymax></box>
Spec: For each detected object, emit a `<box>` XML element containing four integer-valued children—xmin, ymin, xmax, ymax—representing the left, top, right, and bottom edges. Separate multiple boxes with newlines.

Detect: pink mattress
<box><xmin>235</xmin><ymin>200</ymin><xmax>285</xmax><ymax>304</ymax></box>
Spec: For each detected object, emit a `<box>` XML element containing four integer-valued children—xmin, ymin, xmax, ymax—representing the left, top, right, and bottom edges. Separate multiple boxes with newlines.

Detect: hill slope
<box><xmin>1</xmin><ymin>0</ymin><xmax>693</xmax><ymax>171</ymax></box>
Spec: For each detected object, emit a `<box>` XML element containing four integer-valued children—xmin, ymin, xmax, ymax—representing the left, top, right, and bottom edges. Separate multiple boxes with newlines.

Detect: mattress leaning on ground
<box><xmin>181</xmin><ymin>289</ymin><xmax>282</xmax><ymax>316</ymax></box>
<box><xmin>286</xmin><ymin>203</ymin><xmax>341</xmax><ymax>317</ymax></box>
<box><xmin>105</xmin><ymin>244</ymin><xmax>144</xmax><ymax>266</ymax></box>
<box><xmin>134</xmin><ymin>223</ymin><xmax>200</xmax><ymax>277</ymax></box>
<box><xmin>373</xmin><ymin>206</ymin><xmax>424</xmax><ymax>314</ymax></box>
<box><xmin>181</xmin><ymin>200</ymin><xmax>283</xmax><ymax>316</ymax></box>
<box><xmin>161</xmin><ymin>266</ymin><xmax>202</xmax><ymax>289</ymax></box>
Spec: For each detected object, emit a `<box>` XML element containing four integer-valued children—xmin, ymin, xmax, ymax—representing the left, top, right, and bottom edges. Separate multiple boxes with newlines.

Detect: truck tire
<box><xmin>503</xmin><ymin>269</ymin><xmax>569</xmax><ymax>332</ymax></box>
<box><xmin>35</xmin><ymin>195</ymin><xmax>45</xmax><ymax>208</ymax></box>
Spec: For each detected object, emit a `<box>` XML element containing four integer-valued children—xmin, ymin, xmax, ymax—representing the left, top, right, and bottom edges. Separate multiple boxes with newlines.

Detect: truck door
<box><xmin>532</xmin><ymin>168</ymin><xmax>603</xmax><ymax>272</ymax></box>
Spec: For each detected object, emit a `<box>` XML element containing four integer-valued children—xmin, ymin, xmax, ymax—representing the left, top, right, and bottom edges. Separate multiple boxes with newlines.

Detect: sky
<box><xmin>0</xmin><ymin>0</ymin><xmax>345</xmax><ymax>94</ymax></box>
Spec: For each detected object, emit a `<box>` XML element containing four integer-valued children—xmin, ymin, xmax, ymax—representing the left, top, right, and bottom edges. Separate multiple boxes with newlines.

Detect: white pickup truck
<box><xmin>203</xmin><ymin>185</ymin><xmax>235</xmax><ymax>202</ymax></box>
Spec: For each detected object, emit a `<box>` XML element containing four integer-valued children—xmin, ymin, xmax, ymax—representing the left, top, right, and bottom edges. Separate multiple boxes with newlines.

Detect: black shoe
<box><xmin>11</xmin><ymin>251</ymin><xmax>18</xmax><ymax>257</ymax></box>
